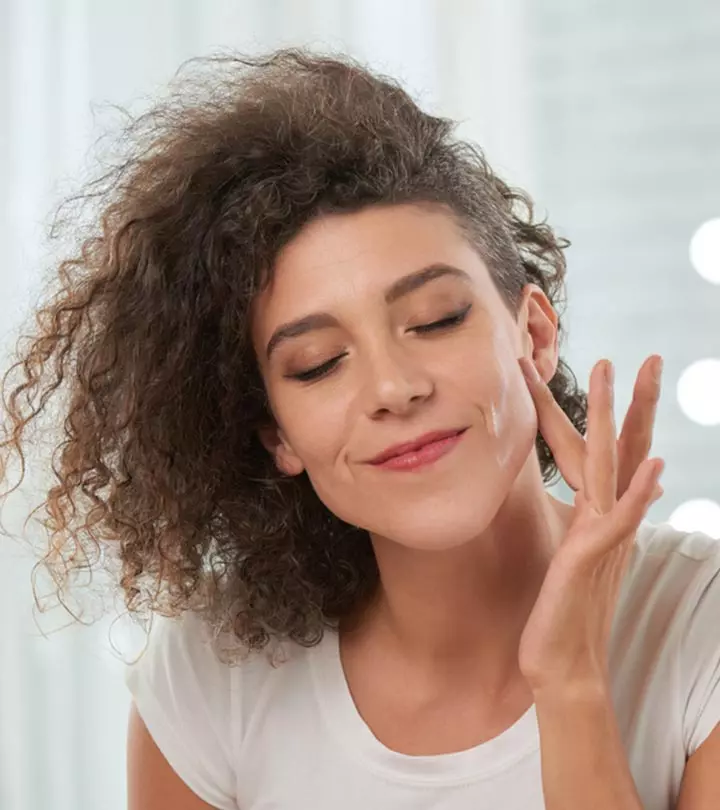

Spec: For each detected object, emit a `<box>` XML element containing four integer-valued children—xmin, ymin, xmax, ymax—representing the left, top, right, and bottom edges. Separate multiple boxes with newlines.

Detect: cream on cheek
<box><xmin>477</xmin><ymin>328</ymin><xmax>537</xmax><ymax>468</ymax></box>
<box><xmin>486</xmin><ymin>365</ymin><xmax>527</xmax><ymax>468</ymax></box>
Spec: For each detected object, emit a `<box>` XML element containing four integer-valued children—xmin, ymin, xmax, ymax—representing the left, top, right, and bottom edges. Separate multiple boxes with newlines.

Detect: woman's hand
<box><xmin>516</xmin><ymin>355</ymin><xmax>664</xmax><ymax>694</ymax></box>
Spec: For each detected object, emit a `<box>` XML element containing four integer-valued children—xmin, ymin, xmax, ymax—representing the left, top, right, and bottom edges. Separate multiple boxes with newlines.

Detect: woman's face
<box><xmin>252</xmin><ymin>203</ymin><xmax>558</xmax><ymax>550</ymax></box>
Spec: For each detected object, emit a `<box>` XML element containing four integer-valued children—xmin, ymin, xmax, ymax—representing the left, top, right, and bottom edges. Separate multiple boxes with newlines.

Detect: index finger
<box><xmin>518</xmin><ymin>357</ymin><xmax>585</xmax><ymax>491</ymax></box>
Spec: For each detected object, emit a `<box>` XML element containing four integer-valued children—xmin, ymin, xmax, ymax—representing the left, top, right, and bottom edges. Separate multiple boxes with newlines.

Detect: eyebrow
<box><xmin>264</xmin><ymin>262</ymin><xmax>473</xmax><ymax>359</ymax></box>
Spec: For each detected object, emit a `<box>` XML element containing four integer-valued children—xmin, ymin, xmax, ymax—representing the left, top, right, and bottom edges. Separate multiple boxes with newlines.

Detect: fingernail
<box><xmin>519</xmin><ymin>357</ymin><xmax>535</xmax><ymax>377</ymax></box>
<box><xmin>653</xmin><ymin>356</ymin><xmax>664</xmax><ymax>384</ymax></box>
<box><xmin>605</xmin><ymin>360</ymin><xmax>614</xmax><ymax>386</ymax></box>
<box><xmin>651</xmin><ymin>458</ymin><xmax>665</xmax><ymax>484</ymax></box>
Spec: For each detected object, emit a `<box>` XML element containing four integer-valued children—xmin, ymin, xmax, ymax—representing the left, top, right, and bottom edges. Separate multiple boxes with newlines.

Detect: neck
<box><xmin>342</xmin><ymin>455</ymin><xmax>574</xmax><ymax>694</ymax></box>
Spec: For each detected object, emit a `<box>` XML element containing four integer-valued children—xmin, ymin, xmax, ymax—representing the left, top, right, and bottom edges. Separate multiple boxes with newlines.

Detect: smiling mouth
<box><xmin>368</xmin><ymin>428</ymin><xmax>468</xmax><ymax>471</ymax></box>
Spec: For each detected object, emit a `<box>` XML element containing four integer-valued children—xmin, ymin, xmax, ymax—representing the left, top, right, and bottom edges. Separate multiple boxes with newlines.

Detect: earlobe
<box><xmin>257</xmin><ymin>425</ymin><xmax>305</xmax><ymax>476</ymax></box>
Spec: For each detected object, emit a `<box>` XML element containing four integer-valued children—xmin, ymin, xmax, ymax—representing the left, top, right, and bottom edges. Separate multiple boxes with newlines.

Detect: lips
<box><xmin>366</xmin><ymin>428</ymin><xmax>467</xmax><ymax>465</ymax></box>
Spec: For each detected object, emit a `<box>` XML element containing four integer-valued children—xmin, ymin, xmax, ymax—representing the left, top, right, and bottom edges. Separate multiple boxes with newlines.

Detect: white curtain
<box><xmin>0</xmin><ymin>2</ymin><xmax>531</xmax><ymax>808</ymax></box>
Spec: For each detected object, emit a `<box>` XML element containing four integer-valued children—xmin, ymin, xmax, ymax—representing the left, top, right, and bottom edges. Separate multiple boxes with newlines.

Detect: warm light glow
<box><xmin>690</xmin><ymin>218</ymin><xmax>720</xmax><ymax>284</ymax></box>
<box><xmin>676</xmin><ymin>359</ymin><xmax>720</xmax><ymax>426</ymax></box>
<box><xmin>669</xmin><ymin>499</ymin><xmax>720</xmax><ymax>539</ymax></box>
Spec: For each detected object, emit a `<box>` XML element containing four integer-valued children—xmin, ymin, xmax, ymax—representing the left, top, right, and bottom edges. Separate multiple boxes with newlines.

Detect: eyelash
<box><xmin>287</xmin><ymin>304</ymin><xmax>472</xmax><ymax>383</ymax></box>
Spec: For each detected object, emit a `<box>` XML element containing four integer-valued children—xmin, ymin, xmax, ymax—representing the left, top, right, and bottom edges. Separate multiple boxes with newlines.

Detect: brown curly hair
<box><xmin>0</xmin><ymin>46</ymin><xmax>587</xmax><ymax>661</ymax></box>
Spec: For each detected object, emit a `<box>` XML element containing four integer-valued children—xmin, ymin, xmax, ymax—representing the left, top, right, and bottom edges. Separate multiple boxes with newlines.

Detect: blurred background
<box><xmin>0</xmin><ymin>1</ymin><xmax>718</xmax><ymax>808</ymax></box>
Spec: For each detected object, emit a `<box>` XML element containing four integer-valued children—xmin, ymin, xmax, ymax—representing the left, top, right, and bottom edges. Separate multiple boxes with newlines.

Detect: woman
<box><xmin>1</xmin><ymin>48</ymin><xmax>718</xmax><ymax>810</ymax></box>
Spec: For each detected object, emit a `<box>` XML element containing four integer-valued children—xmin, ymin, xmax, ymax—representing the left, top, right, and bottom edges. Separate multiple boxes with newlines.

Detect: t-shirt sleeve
<box><xmin>681</xmin><ymin>546</ymin><xmax>720</xmax><ymax>759</ymax></box>
<box><xmin>124</xmin><ymin>610</ymin><xmax>238</xmax><ymax>809</ymax></box>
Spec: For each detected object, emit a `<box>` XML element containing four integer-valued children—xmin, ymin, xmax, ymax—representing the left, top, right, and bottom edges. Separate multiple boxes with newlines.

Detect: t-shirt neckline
<box><xmin>309</xmin><ymin>625</ymin><xmax>540</xmax><ymax>787</ymax></box>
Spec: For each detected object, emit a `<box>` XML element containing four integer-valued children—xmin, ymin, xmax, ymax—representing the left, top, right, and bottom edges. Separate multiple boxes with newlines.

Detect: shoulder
<box><xmin>125</xmin><ymin>611</ymin><xmax>237</xmax><ymax>703</ymax></box>
<box><xmin>124</xmin><ymin>609</ymin><xmax>326</xmax><ymax>740</ymax></box>
<box><xmin>617</xmin><ymin>521</ymin><xmax>720</xmax><ymax>756</ymax></box>
<box><xmin>618</xmin><ymin>520</ymin><xmax>720</xmax><ymax>638</ymax></box>
<box><xmin>625</xmin><ymin>520</ymin><xmax>720</xmax><ymax>601</ymax></box>
<box><xmin>633</xmin><ymin>519</ymin><xmax>720</xmax><ymax>562</ymax></box>
<box><xmin>124</xmin><ymin>610</ymin><xmax>324</xmax><ymax>808</ymax></box>
<box><xmin>123</xmin><ymin>611</ymin><xmax>244</xmax><ymax>808</ymax></box>
<box><xmin>613</xmin><ymin>520</ymin><xmax>720</xmax><ymax>682</ymax></box>
<box><xmin>125</xmin><ymin>609</ymin><xmax>298</xmax><ymax>713</ymax></box>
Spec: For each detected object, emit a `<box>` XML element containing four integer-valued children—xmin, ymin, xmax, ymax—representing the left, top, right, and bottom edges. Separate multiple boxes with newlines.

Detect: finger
<box><xmin>608</xmin><ymin>457</ymin><xmax>665</xmax><ymax>543</ymax></box>
<box><xmin>571</xmin><ymin>483</ymin><xmax>661</xmax><ymax>524</ymax></box>
<box><xmin>518</xmin><ymin>357</ymin><xmax>585</xmax><ymax>491</ymax></box>
<box><xmin>617</xmin><ymin>355</ymin><xmax>662</xmax><ymax>496</ymax></box>
<box><xmin>583</xmin><ymin>360</ymin><xmax>617</xmax><ymax>514</ymax></box>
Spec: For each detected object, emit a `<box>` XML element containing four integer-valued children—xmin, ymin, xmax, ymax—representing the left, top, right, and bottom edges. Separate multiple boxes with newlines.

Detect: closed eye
<box><xmin>287</xmin><ymin>354</ymin><xmax>347</xmax><ymax>382</ymax></box>
<box><xmin>411</xmin><ymin>304</ymin><xmax>472</xmax><ymax>334</ymax></box>
<box><xmin>286</xmin><ymin>304</ymin><xmax>472</xmax><ymax>383</ymax></box>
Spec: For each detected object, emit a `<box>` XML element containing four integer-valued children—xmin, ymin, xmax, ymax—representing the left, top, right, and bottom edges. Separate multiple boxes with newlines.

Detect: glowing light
<box><xmin>690</xmin><ymin>218</ymin><xmax>720</xmax><ymax>284</ymax></box>
<box><xmin>669</xmin><ymin>499</ymin><xmax>720</xmax><ymax>539</ymax></box>
<box><xmin>677</xmin><ymin>359</ymin><xmax>720</xmax><ymax>426</ymax></box>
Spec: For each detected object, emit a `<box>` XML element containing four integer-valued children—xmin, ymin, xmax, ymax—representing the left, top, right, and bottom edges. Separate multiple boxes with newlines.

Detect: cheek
<box><xmin>484</xmin><ymin>359</ymin><xmax>539</xmax><ymax>472</ymax></box>
<box><xmin>274</xmin><ymin>389</ymin><xmax>351</xmax><ymax>471</ymax></box>
<box><xmin>291</xmin><ymin>411</ymin><xmax>360</xmax><ymax>527</ymax></box>
<box><xmin>454</xmin><ymin>336</ymin><xmax>537</xmax><ymax>448</ymax></box>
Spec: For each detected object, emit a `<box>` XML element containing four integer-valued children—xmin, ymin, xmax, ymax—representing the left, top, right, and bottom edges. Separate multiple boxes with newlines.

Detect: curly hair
<box><xmin>0</xmin><ymin>46</ymin><xmax>587</xmax><ymax>662</ymax></box>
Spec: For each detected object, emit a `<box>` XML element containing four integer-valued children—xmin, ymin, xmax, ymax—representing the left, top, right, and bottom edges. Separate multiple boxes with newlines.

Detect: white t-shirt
<box><xmin>124</xmin><ymin>520</ymin><xmax>720</xmax><ymax>809</ymax></box>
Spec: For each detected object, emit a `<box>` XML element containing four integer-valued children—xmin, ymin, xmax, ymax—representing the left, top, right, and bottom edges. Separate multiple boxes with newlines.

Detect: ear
<box><xmin>257</xmin><ymin>423</ymin><xmax>305</xmax><ymax>476</ymax></box>
<box><xmin>516</xmin><ymin>283</ymin><xmax>559</xmax><ymax>383</ymax></box>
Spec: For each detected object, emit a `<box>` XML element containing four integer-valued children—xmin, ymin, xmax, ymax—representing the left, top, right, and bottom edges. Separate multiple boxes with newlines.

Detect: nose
<box><xmin>362</xmin><ymin>342</ymin><xmax>435</xmax><ymax>417</ymax></box>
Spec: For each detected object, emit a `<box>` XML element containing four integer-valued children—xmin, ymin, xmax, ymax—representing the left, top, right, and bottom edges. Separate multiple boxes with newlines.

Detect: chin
<box><xmin>352</xmin><ymin>468</ymin><xmax>512</xmax><ymax>551</ymax></box>
<box><xmin>377</xmin><ymin>501</ymin><xmax>505</xmax><ymax>551</ymax></box>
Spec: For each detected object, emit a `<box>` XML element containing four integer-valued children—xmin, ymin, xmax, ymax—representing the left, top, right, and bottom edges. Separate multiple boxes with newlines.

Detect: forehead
<box><xmin>252</xmin><ymin>203</ymin><xmax>494</xmax><ymax>337</ymax></box>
